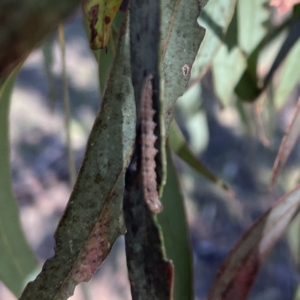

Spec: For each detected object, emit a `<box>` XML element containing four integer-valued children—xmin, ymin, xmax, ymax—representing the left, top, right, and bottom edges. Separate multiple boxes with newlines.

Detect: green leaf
<box><xmin>0</xmin><ymin>72</ymin><xmax>38</xmax><ymax>296</ymax></box>
<box><xmin>20</xmin><ymin>15</ymin><xmax>135</xmax><ymax>300</ymax></box>
<box><xmin>234</xmin><ymin>66</ymin><xmax>262</xmax><ymax>101</ymax></box>
<box><xmin>237</xmin><ymin>0</ymin><xmax>270</xmax><ymax>54</ymax></box>
<box><xmin>130</xmin><ymin>0</ymin><xmax>166</xmax><ymax>196</ymax></box>
<box><xmin>124</xmin><ymin>0</ymin><xmax>174</xmax><ymax>296</ymax></box>
<box><xmin>82</xmin><ymin>0</ymin><xmax>123</xmax><ymax>49</ymax></box>
<box><xmin>83</xmin><ymin>9</ymin><xmax>124</xmax><ymax>94</ymax></box>
<box><xmin>157</xmin><ymin>146</ymin><xmax>193</xmax><ymax>300</ymax></box>
<box><xmin>273</xmin><ymin>36</ymin><xmax>300</xmax><ymax>109</ymax></box>
<box><xmin>263</xmin><ymin>16</ymin><xmax>300</xmax><ymax>93</ymax></box>
<box><xmin>212</xmin><ymin>46</ymin><xmax>246</xmax><ymax>106</ymax></box>
<box><xmin>223</xmin><ymin>3</ymin><xmax>238</xmax><ymax>51</ymax></box>
<box><xmin>20</xmin><ymin>0</ymin><xmax>210</xmax><ymax>297</ymax></box>
<box><xmin>287</xmin><ymin>212</ymin><xmax>300</xmax><ymax>271</ymax></box>
<box><xmin>235</xmin><ymin>13</ymin><xmax>293</xmax><ymax>101</ymax></box>
<box><xmin>162</xmin><ymin>0</ymin><xmax>207</xmax><ymax>130</ymax></box>
<box><xmin>124</xmin><ymin>0</ymin><xmax>209</xmax><ymax>296</ymax></box>
<box><xmin>176</xmin><ymin>93</ymin><xmax>208</xmax><ymax>162</ymax></box>
<box><xmin>294</xmin><ymin>284</ymin><xmax>300</xmax><ymax>300</ymax></box>
<box><xmin>175</xmin><ymin>84</ymin><xmax>209</xmax><ymax>154</ymax></box>
<box><xmin>233</xmin><ymin>0</ymin><xmax>270</xmax><ymax>101</ymax></box>
<box><xmin>123</xmin><ymin>158</ymin><xmax>174</xmax><ymax>299</ymax></box>
<box><xmin>169</xmin><ymin>121</ymin><xmax>232</xmax><ymax>194</ymax></box>
<box><xmin>192</xmin><ymin>0</ymin><xmax>237</xmax><ymax>81</ymax></box>
<box><xmin>98</xmin><ymin>11</ymin><xmax>124</xmax><ymax>94</ymax></box>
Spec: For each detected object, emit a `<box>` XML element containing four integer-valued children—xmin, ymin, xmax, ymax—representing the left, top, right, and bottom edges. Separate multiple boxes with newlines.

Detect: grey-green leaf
<box><xmin>237</xmin><ymin>0</ymin><xmax>270</xmax><ymax>54</ymax></box>
<box><xmin>158</xmin><ymin>145</ymin><xmax>193</xmax><ymax>300</ymax></box>
<box><xmin>192</xmin><ymin>0</ymin><xmax>236</xmax><ymax>82</ymax></box>
<box><xmin>162</xmin><ymin>0</ymin><xmax>207</xmax><ymax>130</ymax></box>
<box><xmin>20</xmin><ymin>16</ymin><xmax>135</xmax><ymax>300</ymax></box>
<box><xmin>273</xmin><ymin>38</ymin><xmax>300</xmax><ymax>109</ymax></box>
<box><xmin>169</xmin><ymin>121</ymin><xmax>232</xmax><ymax>194</ymax></box>
<box><xmin>212</xmin><ymin>46</ymin><xmax>246</xmax><ymax>106</ymax></box>
<box><xmin>0</xmin><ymin>72</ymin><xmax>38</xmax><ymax>297</ymax></box>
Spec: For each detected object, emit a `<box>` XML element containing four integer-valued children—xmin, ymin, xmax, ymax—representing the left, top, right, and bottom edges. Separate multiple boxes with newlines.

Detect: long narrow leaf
<box><xmin>162</xmin><ymin>0</ymin><xmax>207</xmax><ymax>130</ymax></box>
<box><xmin>0</xmin><ymin>72</ymin><xmax>38</xmax><ymax>296</ymax></box>
<box><xmin>157</xmin><ymin>146</ymin><xmax>193</xmax><ymax>300</ymax></box>
<box><xmin>125</xmin><ymin>0</ymin><xmax>172</xmax><ymax>297</ymax></box>
<box><xmin>20</xmin><ymin>0</ymin><xmax>209</xmax><ymax>297</ymax></box>
<box><xmin>237</xmin><ymin>0</ymin><xmax>270</xmax><ymax>55</ymax></box>
<box><xmin>169</xmin><ymin>121</ymin><xmax>233</xmax><ymax>194</ymax></box>
<box><xmin>20</xmin><ymin>15</ymin><xmax>135</xmax><ymax>300</ymax></box>
<box><xmin>273</xmin><ymin>26</ymin><xmax>300</xmax><ymax>109</ymax></box>
<box><xmin>263</xmin><ymin>15</ymin><xmax>300</xmax><ymax>92</ymax></box>
<box><xmin>269</xmin><ymin>98</ymin><xmax>300</xmax><ymax>190</ymax></box>
<box><xmin>123</xmin><ymin>166</ymin><xmax>174</xmax><ymax>299</ymax></box>
<box><xmin>191</xmin><ymin>0</ymin><xmax>236</xmax><ymax>83</ymax></box>
<box><xmin>82</xmin><ymin>0</ymin><xmax>123</xmax><ymax>49</ymax></box>
<box><xmin>208</xmin><ymin>184</ymin><xmax>300</xmax><ymax>300</ymax></box>
<box><xmin>212</xmin><ymin>46</ymin><xmax>246</xmax><ymax>106</ymax></box>
<box><xmin>234</xmin><ymin>15</ymin><xmax>294</xmax><ymax>101</ymax></box>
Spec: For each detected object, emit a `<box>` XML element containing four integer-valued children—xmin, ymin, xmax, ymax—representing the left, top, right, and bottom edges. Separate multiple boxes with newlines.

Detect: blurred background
<box><xmin>1</xmin><ymin>1</ymin><xmax>300</xmax><ymax>299</ymax></box>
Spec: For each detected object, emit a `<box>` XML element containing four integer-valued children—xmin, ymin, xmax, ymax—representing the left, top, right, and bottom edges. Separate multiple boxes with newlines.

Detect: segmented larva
<box><xmin>141</xmin><ymin>75</ymin><xmax>163</xmax><ymax>214</ymax></box>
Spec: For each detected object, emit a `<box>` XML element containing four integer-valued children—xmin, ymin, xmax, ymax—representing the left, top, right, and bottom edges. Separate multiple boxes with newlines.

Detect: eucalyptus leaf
<box><xmin>82</xmin><ymin>0</ymin><xmax>123</xmax><ymax>49</ymax></box>
<box><xmin>162</xmin><ymin>0</ymin><xmax>207</xmax><ymax>130</ymax></box>
<box><xmin>233</xmin><ymin>0</ymin><xmax>271</xmax><ymax>101</ymax></box>
<box><xmin>212</xmin><ymin>46</ymin><xmax>246</xmax><ymax>106</ymax></box>
<box><xmin>98</xmin><ymin>11</ymin><xmax>125</xmax><ymax>94</ymax></box>
<box><xmin>192</xmin><ymin>0</ymin><xmax>236</xmax><ymax>81</ymax></box>
<box><xmin>0</xmin><ymin>72</ymin><xmax>38</xmax><ymax>297</ymax></box>
<box><xmin>123</xmin><ymin>0</ymin><xmax>209</xmax><ymax>297</ymax></box>
<box><xmin>273</xmin><ymin>35</ymin><xmax>300</xmax><ymax>109</ymax></box>
<box><xmin>223</xmin><ymin>3</ymin><xmax>238</xmax><ymax>51</ymax></box>
<box><xmin>169</xmin><ymin>121</ymin><xmax>232</xmax><ymax>194</ymax></box>
<box><xmin>235</xmin><ymin>14</ymin><xmax>293</xmax><ymax>101</ymax></box>
<box><xmin>208</xmin><ymin>184</ymin><xmax>300</xmax><ymax>300</ymax></box>
<box><xmin>158</xmin><ymin>146</ymin><xmax>193</xmax><ymax>300</ymax></box>
<box><xmin>125</xmin><ymin>0</ymin><xmax>173</xmax><ymax>296</ymax></box>
<box><xmin>287</xmin><ymin>212</ymin><xmax>300</xmax><ymax>271</ymax></box>
<box><xmin>20</xmin><ymin>16</ymin><xmax>135</xmax><ymax>300</ymax></box>
<box><xmin>175</xmin><ymin>83</ymin><xmax>209</xmax><ymax>156</ymax></box>
<box><xmin>263</xmin><ymin>15</ymin><xmax>300</xmax><ymax>93</ymax></box>
<box><xmin>19</xmin><ymin>0</ymin><xmax>210</xmax><ymax>297</ymax></box>
<box><xmin>237</xmin><ymin>0</ymin><xmax>270</xmax><ymax>55</ymax></box>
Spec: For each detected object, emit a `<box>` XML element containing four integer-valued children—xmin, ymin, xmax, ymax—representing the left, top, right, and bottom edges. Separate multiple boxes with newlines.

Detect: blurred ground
<box><xmin>1</xmin><ymin>8</ymin><xmax>300</xmax><ymax>300</ymax></box>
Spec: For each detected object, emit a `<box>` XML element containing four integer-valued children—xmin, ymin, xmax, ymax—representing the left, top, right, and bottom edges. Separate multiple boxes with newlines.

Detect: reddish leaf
<box><xmin>208</xmin><ymin>184</ymin><xmax>300</xmax><ymax>300</ymax></box>
<box><xmin>269</xmin><ymin>98</ymin><xmax>300</xmax><ymax>190</ymax></box>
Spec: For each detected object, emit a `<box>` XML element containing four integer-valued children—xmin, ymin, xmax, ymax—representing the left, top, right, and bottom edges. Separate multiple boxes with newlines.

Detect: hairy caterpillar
<box><xmin>140</xmin><ymin>75</ymin><xmax>163</xmax><ymax>213</ymax></box>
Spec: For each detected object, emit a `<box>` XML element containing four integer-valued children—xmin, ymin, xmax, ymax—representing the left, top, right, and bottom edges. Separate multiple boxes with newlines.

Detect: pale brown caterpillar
<box><xmin>140</xmin><ymin>75</ymin><xmax>163</xmax><ymax>214</ymax></box>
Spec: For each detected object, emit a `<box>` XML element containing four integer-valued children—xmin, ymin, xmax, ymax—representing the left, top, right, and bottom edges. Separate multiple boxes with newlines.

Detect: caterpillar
<box><xmin>140</xmin><ymin>75</ymin><xmax>163</xmax><ymax>214</ymax></box>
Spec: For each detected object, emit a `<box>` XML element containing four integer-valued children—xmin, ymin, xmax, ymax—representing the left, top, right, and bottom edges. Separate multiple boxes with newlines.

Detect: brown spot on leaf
<box><xmin>89</xmin><ymin>5</ymin><xmax>99</xmax><ymax>44</ymax></box>
<box><xmin>89</xmin><ymin>5</ymin><xmax>99</xmax><ymax>19</ymax></box>
<box><xmin>104</xmin><ymin>16</ymin><xmax>111</xmax><ymax>25</ymax></box>
<box><xmin>182</xmin><ymin>64</ymin><xmax>190</xmax><ymax>76</ymax></box>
